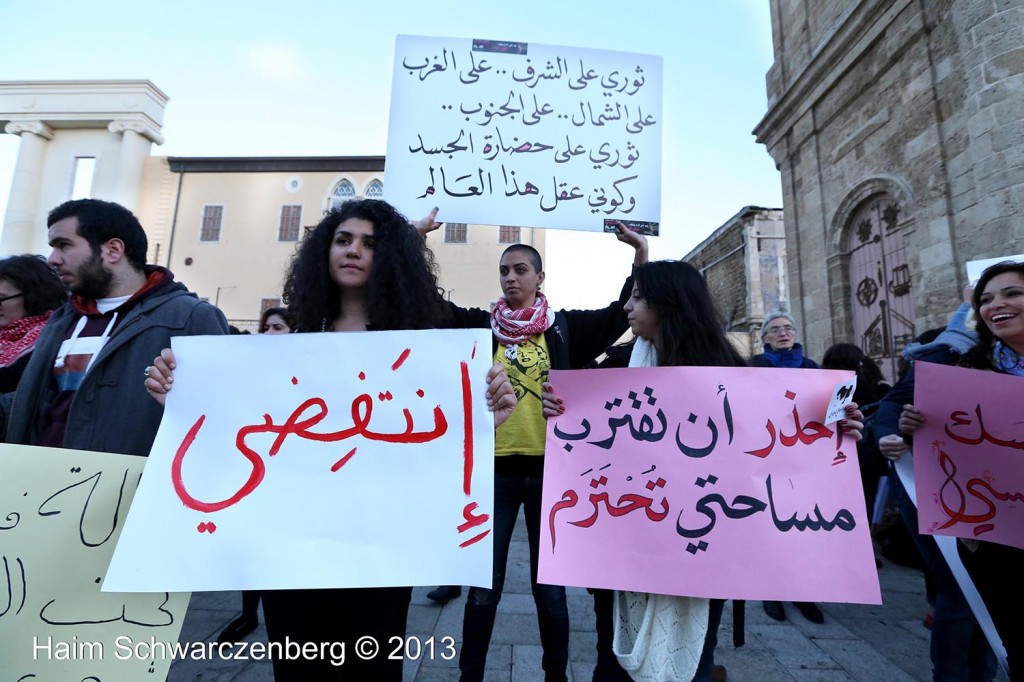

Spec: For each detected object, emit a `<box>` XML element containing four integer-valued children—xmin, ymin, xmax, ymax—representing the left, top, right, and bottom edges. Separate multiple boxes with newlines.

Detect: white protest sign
<box><xmin>105</xmin><ymin>329</ymin><xmax>495</xmax><ymax>592</ymax></box>
<box><xmin>824</xmin><ymin>376</ymin><xmax>857</xmax><ymax>425</ymax></box>
<box><xmin>384</xmin><ymin>35</ymin><xmax>663</xmax><ymax>234</ymax></box>
<box><xmin>966</xmin><ymin>253</ymin><xmax>1024</xmax><ymax>284</ymax></box>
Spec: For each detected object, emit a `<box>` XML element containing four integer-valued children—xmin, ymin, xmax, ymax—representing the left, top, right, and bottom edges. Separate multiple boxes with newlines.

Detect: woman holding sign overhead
<box><xmin>895</xmin><ymin>260</ymin><xmax>1024</xmax><ymax>680</ymax></box>
<box><xmin>146</xmin><ymin>199</ymin><xmax>517</xmax><ymax>681</ymax></box>
<box><xmin>542</xmin><ymin>260</ymin><xmax>865</xmax><ymax>682</ymax></box>
<box><xmin>430</xmin><ymin>220</ymin><xmax>647</xmax><ymax>682</ymax></box>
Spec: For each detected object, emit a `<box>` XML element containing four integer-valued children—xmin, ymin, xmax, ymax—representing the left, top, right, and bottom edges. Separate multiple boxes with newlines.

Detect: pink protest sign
<box><xmin>913</xmin><ymin>362</ymin><xmax>1024</xmax><ymax>550</ymax></box>
<box><xmin>538</xmin><ymin>366</ymin><xmax>881</xmax><ymax>604</ymax></box>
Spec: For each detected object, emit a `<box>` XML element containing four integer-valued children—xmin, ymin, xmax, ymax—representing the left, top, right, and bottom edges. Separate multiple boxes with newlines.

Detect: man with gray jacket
<box><xmin>0</xmin><ymin>198</ymin><xmax>228</xmax><ymax>456</ymax></box>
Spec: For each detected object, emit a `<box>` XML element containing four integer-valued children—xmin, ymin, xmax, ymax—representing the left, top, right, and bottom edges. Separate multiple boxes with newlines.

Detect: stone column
<box><xmin>107</xmin><ymin>120</ymin><xmax>161</xmax><ymax>213</ymax></box>
<box><xmin>2</xmin><ymin>120</ymin><xmax>54</xmax><ymax>255</ymax></box>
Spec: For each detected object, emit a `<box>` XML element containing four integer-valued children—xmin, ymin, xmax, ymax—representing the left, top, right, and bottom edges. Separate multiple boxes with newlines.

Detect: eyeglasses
<box><xmin>0</xmin><ymin>293</ymin><xmax>24</xmax><ymax>306</ymax></box>
<box><xmin>765</xmin><ymin>325</ymin><xmax>795</xmax><ymax>336</ymax></box>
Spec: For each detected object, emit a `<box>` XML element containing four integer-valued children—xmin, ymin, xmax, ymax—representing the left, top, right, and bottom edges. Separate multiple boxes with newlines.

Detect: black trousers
<box><xmin>262</xmin><ymin>586</ymin><xmax>412</xmax><ymax>681</ymax></box>
<box><xmin>958</xmin><ymin>540</ymin><xmax>1023</xmax><ymax>680</ymax></box>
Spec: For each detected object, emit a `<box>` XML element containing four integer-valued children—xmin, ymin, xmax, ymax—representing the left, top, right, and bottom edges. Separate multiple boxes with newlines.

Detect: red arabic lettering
<box><xmin>331</xmin><ymin>447</ymin><xmax>358</xmax><ymax>472</ymax></box>
<box><xmin>547</xmin><ymin>473</ymin><xmax>669</xmax><ymax>552</ymax></box>
<box><xmin>392</xmin><ymin>347</ymin><xmax>411</xmax><ymax>370</ymax></box>
<box><xmin>461</xmin><ymin>360</ymin><xmax>473</xmax><ymax>495</ymax></box>
<box><xmin>172</xmin><ymin>414</ymin><xmax>264</xmax><ymax>514</ymax></box>
<box><xmin>458</xmin><ymin>502</ymin><xmax>490</xmax><ymax>547</ymax></box>
<box><xmin>746</xmin><ymin>419</ymin><xmax>776</xmax><ymax>458</ymax></box>
<box><xmin>548</xmin><ymin>490</ymin><xmax>579</xmax><ymax>551</ymax></box>
<box><xmin>937</xmin><ymin>447</ymin><xmax>1024</xmax><ymax>532</ymax></box>
<box><xmin>945</xmin><ymin>404</ymin><xmax>1024</xmax><ymax>450</ymax></box>
<box><xmin>745</xmin><ymin>393</ymin><xmax>834</xmax><ymax>458</ymax></box>
<box><xmin>172</xmin><ymin>389</ymin><xmax>449</xmax><ymax>514</ymax></box>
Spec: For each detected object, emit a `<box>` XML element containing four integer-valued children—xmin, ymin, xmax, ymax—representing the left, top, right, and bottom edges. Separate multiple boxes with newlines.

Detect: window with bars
<box><xmin>444</xmin><ymin>223</ymin><xmax>468</xmax><ymax>243</ymax></box>
<box><xmin>278</xmin><ymin>204</ymin><xmax>302</xmax><ymax>241</ymax></box>
<box><xmin>200</xmin><ymin>205</ymin><xmax>223</xmax><ymax>242</ymax></box>
<box><xmin>365</xmin><ymin>180</ymin><xmax>384</xmax><ymax>198</ymax></box>
<box><xmin>330</xmin><ymin>180</ymin><xmax>356</xmax><ymax>211</ymax></box>
<box><xmin>498</xmin><ymin>225</ymin><xmax>521</xmax><ymax>244</ymax></box>
<box><xmin>260</xmin><ymin>298</ymin><xmax>282</xmax><ymax>315</ymax></box>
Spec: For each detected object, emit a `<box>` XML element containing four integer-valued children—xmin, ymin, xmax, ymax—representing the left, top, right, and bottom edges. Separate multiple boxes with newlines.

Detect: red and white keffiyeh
<box><xmin>0</xmin><ymin>311</ymin><xmax>52</xmax><ymax>367</ymax></box>
<box><xmin>489</xmin><ymin>292</ymin><xmax>555</xmax><ymax>346</ymax></box>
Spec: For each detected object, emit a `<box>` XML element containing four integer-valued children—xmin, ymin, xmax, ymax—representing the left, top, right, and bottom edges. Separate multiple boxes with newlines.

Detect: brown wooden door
<box><xmin>847</xmin><ymin>197</ymin><xmax>915</xmax><ymax>382</ymax></box>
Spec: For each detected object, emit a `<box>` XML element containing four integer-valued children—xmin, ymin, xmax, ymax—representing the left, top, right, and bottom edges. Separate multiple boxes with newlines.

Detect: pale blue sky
<box><xmin>0</xmin><ymin>0</ymin><xmax>782</xmax><ymax>306</ymax></box>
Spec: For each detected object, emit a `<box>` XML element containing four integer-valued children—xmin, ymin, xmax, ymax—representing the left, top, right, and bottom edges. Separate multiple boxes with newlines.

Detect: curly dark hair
<box><xmin>283</xmin><ymin>199</ymin><xmax>449</xmax><ymax>332</ymax></box>
<box><xmin>259</xmin><ymin>306</ymin><xmax>295</xmax><ymax>333</ymax></box>
<box><xmin>0</xmin><ymin>254</ymin><xmax>68</xmax><ymax>317</ymax></box>
<box><xmin>47</xmin><ymin>199</ymin><xmax>148</xmax><ymax>269</ymax></box>
<box><xmin>963</xmin><ymin>260</ymin><xmax>1024</xmax><ymax>369</ymax></box>
<box><xmin>632</xmin><ymin>260</ymin><xmax>746</xmax><ymax>368</ymax></box>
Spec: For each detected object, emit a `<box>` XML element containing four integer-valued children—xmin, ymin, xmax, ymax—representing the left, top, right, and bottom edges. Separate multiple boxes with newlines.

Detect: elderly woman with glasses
<box><xmin>749</xmin><ymin>310</ymin><xmax>824</xmax><ymax>624</ymax></box>
<box><xmin>750</xmin><ymin>310</ymin><xmax>820</xmax><ymax>369</ymax></box>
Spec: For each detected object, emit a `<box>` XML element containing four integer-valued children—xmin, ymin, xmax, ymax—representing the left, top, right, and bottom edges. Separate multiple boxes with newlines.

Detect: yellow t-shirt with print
<box><xmin>494</xmin><ymin>333</ymin><xmax>550</xmax><ymax>456</ymax></box>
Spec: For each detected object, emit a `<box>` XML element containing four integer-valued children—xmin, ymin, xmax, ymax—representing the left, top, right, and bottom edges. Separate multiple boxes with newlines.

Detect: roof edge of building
<box><xmin>166</xmin><ymin>156</ymin><xmax>386</xmax><ymax>173</ymax></box>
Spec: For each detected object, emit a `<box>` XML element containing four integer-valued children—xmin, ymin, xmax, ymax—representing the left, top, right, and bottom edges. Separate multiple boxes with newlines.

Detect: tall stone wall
<box><xmin>687</xmin><ymin>219</ymin><xmax>747</xmax><ymax>328</ymax></box>
<box><xmin>684</xmin><ymin>207</ymin><xmax>787</xmax><ymax>354</ymax></box>
<box><xmin>755</xmin><ymin>0</ymin><xmax>1024</xmax><ymax>363</ymax></box>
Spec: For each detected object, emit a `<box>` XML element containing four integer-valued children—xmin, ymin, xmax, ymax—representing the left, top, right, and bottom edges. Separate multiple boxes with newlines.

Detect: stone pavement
<box><xmin>168</xmin><ymin>510</ymin><xmax>1008</xmax><ymax>681</ymax></box>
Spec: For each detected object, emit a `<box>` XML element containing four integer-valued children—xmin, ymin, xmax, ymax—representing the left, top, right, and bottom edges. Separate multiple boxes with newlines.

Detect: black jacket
<box><xmin>1</xmin><ymin>279</ymin><xmax>228</xmax><ymax>456</ymax></box>
<box><xmin>446</xmin><ymin>276</ymin><xmax>633</xmax><ymax>371</ymax></box>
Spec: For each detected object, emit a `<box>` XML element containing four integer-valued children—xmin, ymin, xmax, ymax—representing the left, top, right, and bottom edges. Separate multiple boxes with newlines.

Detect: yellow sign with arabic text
<box><xmin>0</xmin><ymin>444</ymin><xmax>189</xmax><ymax>680</ymax></box>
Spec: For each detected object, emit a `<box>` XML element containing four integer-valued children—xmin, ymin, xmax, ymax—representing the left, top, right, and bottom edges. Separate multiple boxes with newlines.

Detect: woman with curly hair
<box><xmin>283</xmin><ymin>200</ymin><xmax>450</xmax><ymax>334</ymax></box>
<box><xmin>0</xmin><ymin>255</ymin><xmax>67</xmax><ymax>392</ymax></box>
<box><xmin>257</xmin><ymin>306</ymin><xmax>295</xmax><ymax>334</ymax></box>
<box><xmin>146</xmin><ymin>199</ymin><xmax>516</xmax><ymax>681</ymax></box>
<box><xmin>896</xmin><ymin>260</ymin><xmax>1024</xmax><ymax>680</ymax></box>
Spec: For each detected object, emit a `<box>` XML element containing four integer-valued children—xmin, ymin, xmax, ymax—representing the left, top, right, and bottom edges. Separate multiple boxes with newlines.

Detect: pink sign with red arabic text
<box><xmin>538</xmin><ymin>366</ymin><xmax>881</xmax><ymax>604</ymax></box>
<box><xmin>913</xmin><ymin>362</ymin><xmax>1024</xmax><ymax>550</ymax></box>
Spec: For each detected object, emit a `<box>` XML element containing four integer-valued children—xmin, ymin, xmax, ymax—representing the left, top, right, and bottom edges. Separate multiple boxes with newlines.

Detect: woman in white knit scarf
<box><xmin>543</xmin><ymin>260</ymin><xmax>865</xmax><ymax>682</ymax></box>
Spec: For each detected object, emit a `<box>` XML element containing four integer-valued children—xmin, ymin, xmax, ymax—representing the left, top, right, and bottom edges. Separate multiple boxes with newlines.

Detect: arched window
<box><xmin>365</xmin><ymin>180</ymin><xmax>384</xmax><ymax>198</ymax></box>
<box><xmin>330</xmin><ymin>180</ymin><xmax>356</xmax><ymax>211</ymax></box>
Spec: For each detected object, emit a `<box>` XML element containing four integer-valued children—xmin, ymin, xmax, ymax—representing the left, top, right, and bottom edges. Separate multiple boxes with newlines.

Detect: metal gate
<box><xmin>847</xmin><ymin>196</ymin><xmax>916</xmax><ymax>382</ymax></box>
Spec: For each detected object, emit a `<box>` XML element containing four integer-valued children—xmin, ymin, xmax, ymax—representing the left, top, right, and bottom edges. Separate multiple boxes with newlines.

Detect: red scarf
<box><xmin>489</xmin><ymin>292</ymin><xmax>554</xmax><ymax>345</ymax></box>
<box><xmin>0</xmin><ymin>311</ymin><xmax>52</xmax><ymax>367</ymax></box>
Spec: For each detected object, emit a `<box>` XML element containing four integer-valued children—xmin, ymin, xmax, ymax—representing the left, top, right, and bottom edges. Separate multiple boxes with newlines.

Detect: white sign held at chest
<box><xmin>104</xmin><ymin>329</ymin><xmax>495</xmax><ymax>592</ymax></box>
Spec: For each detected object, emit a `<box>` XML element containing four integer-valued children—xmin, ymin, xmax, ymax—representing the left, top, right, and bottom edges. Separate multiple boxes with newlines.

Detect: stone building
<box><xmin>682</xmin><ymin>206</ymin><xmax>787</xmax><ymax>356</ymax></box>
<box><xmin>754</xmin><ymin>0</ymin><xmax>1024</xmax><ymax>380</ymax></box>
<box><xmin>0</xmin><ymin>80</ymin><xmax>167</xmax><ymax>255</ymax></box>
